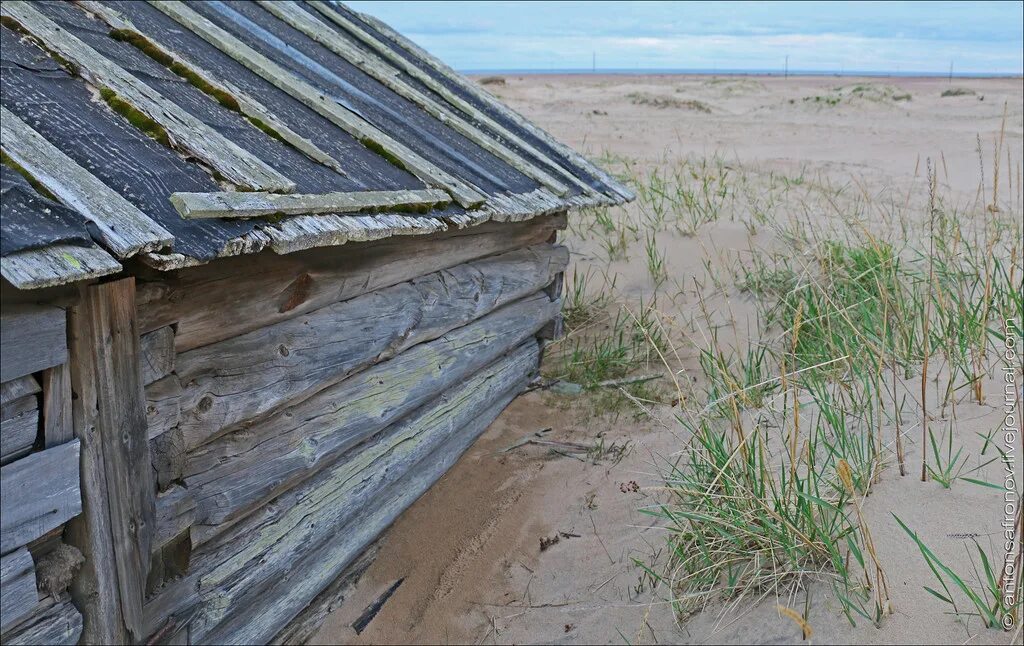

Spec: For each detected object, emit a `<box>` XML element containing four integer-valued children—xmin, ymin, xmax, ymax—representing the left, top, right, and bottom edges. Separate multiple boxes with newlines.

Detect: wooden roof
<box><xmin>0</xmin><ymin>1</ymin><xmax>632</xmax><ymax>289</ymax></box>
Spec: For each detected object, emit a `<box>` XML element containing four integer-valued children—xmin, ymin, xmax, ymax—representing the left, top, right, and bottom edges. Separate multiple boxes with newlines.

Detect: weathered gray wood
<box><xmin>153</xmin><ymin>485</ymin><xmax>195</xmax><ymax>552</ymax></box>
<box><xmin>334</xmin><ymin>1</ymin><xmax>634</xmax><ymax>204</ymax></box>
<box><xmin>149</xmin><ymin>0</ymin><xmax>486</xmax><ymax>208</ymax></box>
<box><xmin>136</xmin><ymin>214</ymin><xmax>564</xmax><ymax>351</ymax></box>
<box><xmin>0</xmin><ymin>304</ymin><xmax>66</xmax><ymax>382</ymax></box>
<box><xmin>1</xmin><ymin>1</ymin><xmax>296</xmax><ymax>194</ymax></box>
<box><xmin>1</xmin><ymin>243</ymin><xmax>123</xmax><ymax>290</ymax></box>
<box><xmin>0</xmin><ymin>440</ymin><xmax>81</xmax><ymax>553</ymax></box>
<box><xmin>0</xmin><ymin>376</ymin><xmax>39</xmax><ymax>407</ymax></box>
<box><xmin>0</xmin><ymin>106</ymin><xmax>172</xmax><ymax>259</ymax></box>
<box><xmin>170</xmin><ymin>187</ymin><xmax>450</xmax><ymax>219</ymax></box>
<box><xmin>41</xmin><ymin>364</ymin><xmax>73</xmax><ymax>448</ymax></box>
<box><xmin>306</xmin><ymin>0</ymin><xmax>603</xmax><ymax>199</ymax></box>
<box><xmin>270</xmin><ymin>542</ymin><xmax>380</xmax><ymax>645</ymax></box>
<box><xmin>146</xmin><ymin>375</ymin><xmax>182</xmax><ymax>442</ymax></box>
<box><xmin>192</xmin><ymin>341</ymin><xmax>537</xmax><ymax>644</ymax></box>
<box><xmin>175</xmin><ymin>245</ymin><xmax>566</xmax><ymax>449</ymax></box>
<box><xmin>0</xmin><ymin>547</ymin><xmax>37</xmax><ymax>633</ymax></box>
<box><xmin>79</xmin><ymin>278</ymin><xmax>154</xmax><ymax>642</ymax></box>
<box><xmin>0</xmin><ymin>397</ymin><xmax>37</xmax><ymax>466</ymax></box>
<box><xmin>64</xmin><ymin>300</ymin><xmax>127</xmax><ymax>644</ymax></box>
<box><xmin>261</xmin><ymin>1</ymin><xmax>571</xmax><ymax>197</ymax></box>
<box><xmin>76</xmin><ymin>0</ymin><xmax>351</xmax><ymax>177</ymax></box>
<box><xmin>185</xmin><ymin>292</ymin><xmax>557</xmax><ymax>531</ymax></box>
<box><xmin>140</xmin><ymin>327</ymin><xmax>175</xmax><ymax>386</ymax></box>
<box><xmin>3</xmin><ymin>597</ymin><xmax>83</xmax><ymax>646</ymax></box>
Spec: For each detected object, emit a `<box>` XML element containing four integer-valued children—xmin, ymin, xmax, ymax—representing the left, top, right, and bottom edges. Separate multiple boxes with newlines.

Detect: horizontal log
<box><xmin>0</xmin><ymin>439</ymin><xmax>81</xmax><ymax>553</ymax></box>
<box><xmin>146</xmin><ymin>376</ymin><xmax>182</xmax><ymax>442</ymax></box>
<box><xmin>140</xmin><ymin>327</ymin><xmax>175</xmax><ymax>386</ymax></box>
<box><xmin>0</xmin><ymin>376</ymin><xmax>39</xmax><ymax>406</ymax></box>
<box><xmin>2</xmin><ymin>597</ymin><xmax>82</xmax><ymax>646</ymax></box>
<box><xmin>135</xmin><ymin>214</ymin><xmax>565</xmax><ymax>351</ymax></box>
<box><xmin>189</xmin><ymin>340</ymin><xmax>538</xmax><ymax>643</ymax></box>
<box><xmin>0</xmin><ymin>547</ymin><xmax>37</xmax><ymax>633</ymax></box>
<box><xmin>0</xmin><ymin>305</ymin><xmax>66</xmax><ymax>382</ymax></box>
<box><xmin>175</xmin><ymin>245</ymin><xmax>567</xmax><ymax>449</ymax></box>
<box><xmin>153</xmin><ymin>485</ymin><xmax>196</xmax><ymax>552</ymax></box>
<box><xmin>185</xmin><ymin>292</ymin><xmax>557</xmax><ymax>530</ymax></box>
<box><xmin>1</xmin><ymin>396</ymin><xmax>37</xmax><ymax>466</ymax></box>
<box><xmin>170</xmin><ymin>188</ymin><xmax>450</xmax><ymax>219</ymax></box>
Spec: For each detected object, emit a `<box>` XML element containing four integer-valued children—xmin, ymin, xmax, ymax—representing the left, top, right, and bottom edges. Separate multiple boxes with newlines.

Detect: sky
<box><xmin>346</xmin><ymin>1</ymin><xmax>1024</xmax><ymax>75</ymax></box>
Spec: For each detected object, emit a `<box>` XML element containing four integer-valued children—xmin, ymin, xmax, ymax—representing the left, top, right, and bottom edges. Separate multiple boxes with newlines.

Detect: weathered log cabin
<box><xmin>0</xmin><ymin>1</ymin><xmax>632</xmax><ymax>644</ymax></box>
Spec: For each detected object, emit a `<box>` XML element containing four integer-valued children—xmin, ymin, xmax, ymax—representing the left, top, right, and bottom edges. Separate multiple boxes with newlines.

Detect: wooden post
<box><xmin>41</xmin><ymin>364</ymin><xmax>73</xmax><ymax>448</ymax></box>
<box><xmin>65</xmin><ymin>278</ymin><xmax>155</xmax><ymax>644</ymax></box>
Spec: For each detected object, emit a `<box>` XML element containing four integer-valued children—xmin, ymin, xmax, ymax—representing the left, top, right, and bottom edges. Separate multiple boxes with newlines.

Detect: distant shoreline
<box><xmin>462</xmin><ymin>68</ymin><xmax>1022</xmax><ymax>79</ymax></box>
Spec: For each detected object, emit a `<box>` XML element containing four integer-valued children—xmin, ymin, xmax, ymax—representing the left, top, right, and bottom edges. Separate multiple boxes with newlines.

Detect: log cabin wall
<box><xmin>133</xmin><ymin>213</ymin><xmax>567</xmax><ymax>643</ymax></box>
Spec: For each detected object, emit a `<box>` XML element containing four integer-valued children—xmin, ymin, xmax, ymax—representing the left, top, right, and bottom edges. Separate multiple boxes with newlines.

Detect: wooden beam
<box><xmin>149</xmin><ymin>0</ymin><xmax>486</xmax><ymax>208</ymax></box>
<box><xmin>153</xmin><ymin>484</ymin><xmax>195</xmax><ymax>551</ymax></box>
<box><xmin>0</xmin><ymin>243</ymin><xmax>122</xmax><ymax>290</ymax></box>
<box><xmin>76</xmin><ymin>0</ymin><xmax>351</xmax><ymax>178</ymax></box>
<box><xmin>135</xmin><ymin>214</ymin><xmax>565</xmax><ymax>351</ymax></box>
<box><xmin>260</xmin><ymin>1</ymin><xmax>571</xmax><ymax>197</ymax></box>
<box><xmin>0</xmin><ymin>547</ymin><xmax>37</xmax><ymax>633</ymax></box>
<box><xmin>0</xmin><ymin>304</ymin><xmax>67</xmax><ymax>382</ymax></box>
<box><xmin>41</xmin><ymin>364</ymin><xmax>73</xmax><ymax>448</ymax></box>
<box><xmin>77</xmin><ymin>278</ymin><xmax>155</xmax><ymax>642</ymax></box>
<box><xmin>330</xmin><ymin>1</ymin><xmax>634</xmax><ymax>203</ymax></box>
<box><xmin>0</xmin><ymin>1</ymin><xmax>294</xmax><ymax>194</ymax></box>
<box><xmin>64</xmin><ymin>299</ymin><xmax>127</xmax><ymax>645</ymax></box>
<box><xmin>0</xmin><ymin>107</ymin><xmax>171</xmax><ymax>259</ymax></box>
<box><xmin>0</xmin><ymin>439</ymin><xmax>81</xmax><ymax>553</ymax></box>
<box><xmin>170</xmin><ymin>187</ymin><xmax>450</xmax><ymax>219</ymax></box>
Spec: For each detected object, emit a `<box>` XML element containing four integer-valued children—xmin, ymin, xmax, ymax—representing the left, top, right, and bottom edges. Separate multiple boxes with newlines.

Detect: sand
<box><xmin>312</xmin><ymin>75</ymin><xmax>1023</xmax><ymax>645</ymax></box>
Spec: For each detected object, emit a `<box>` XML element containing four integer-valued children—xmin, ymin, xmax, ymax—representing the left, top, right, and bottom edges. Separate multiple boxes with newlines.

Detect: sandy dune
<box><xmin>313</xmin><ymin>75</ymin><xmax>1023</xmax><ymax>645</ymax></box>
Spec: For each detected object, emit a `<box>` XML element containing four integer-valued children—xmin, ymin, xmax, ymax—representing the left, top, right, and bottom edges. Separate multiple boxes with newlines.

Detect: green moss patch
<box><xmin>99</xmin><ymin>86</ymin><xmax>170</xmax><ymax>147</ymax></box>
<box><xmin>1</xmin><ymin>149</ymin><xmax>60</xmax><ymax>202</ymax></box>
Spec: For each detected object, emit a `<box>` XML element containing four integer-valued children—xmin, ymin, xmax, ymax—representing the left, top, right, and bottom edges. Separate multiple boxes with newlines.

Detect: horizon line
<box><xmin>459</xmin><ymin>67</ymin><xmax>1023</xmax><ymax>79</ymax></box>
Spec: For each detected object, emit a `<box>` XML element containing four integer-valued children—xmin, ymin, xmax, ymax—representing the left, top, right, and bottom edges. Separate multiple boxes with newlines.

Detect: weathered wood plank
<box><xmin>185</xmin><ymin>291</ymin><xmax>555</xmax><ymax>534</ymax></box>
<box><xmin>333</xmin><ymin>1</ymin><xmax>634</xmax><ymax>203</ymax></box>
<box><xmin>135</xmin><ymin>214</ymin><xmax>564</xmax><ymax>350</ymax></box>
<box><xmin>79</xmin><ymin>278</ymin><xmax>155</xmax><ymax>642</ymax></box>
<box><xmin>64</xmin><ymin>300</ymin><xmax>127</xmax><ymax>644</ymax></box>
<box><xmin>0</xmin><ymin>547</ymin><xmax>37</xmax><ymax>633</ymax></box>
<box><xmin>1</xmin><ymin>1</ymin><xmax>295</xmax><ymax>194</ymax></box>
<box><xmin>153</xmin><ymin>484</ymin><xmax>195</xmax><ymax>551</ymax></box>
<box><xmin>2</xmin><ymin>597</ymin><xmax>83</xmax><ymax>646</ymax></box>
<box><xmin>171</xmin><ymin>187</ymin><xmax>450</xmax><ymax>219</ymax></box>
<box><xmin>41</xmin><ymin>364</ymin><xmax>73</xmax><ymax>448</ymax></box>
<box><xmin>140</xmin><ymin>327</ymin><xmax>175</xmax><ymax>387</ymax></box>
<box><xmin>0</xmin><ymin>106</ymin><xmax>172</xmax><ymax>259</ymax></box>
<box><xmin>175</xmin><ymin>245</ymin><xmax>566</xmax><ymax>449</ymax></box>
<box><xmin>261</xmin><ymin>1</ymin><xmax>572</xmax><ymax>197</ymax></box>
<box><xmin>76</xmin><ymin>0</ymin><xmax>351</xmax><ymax>178</ymax></box>
<box><xmin>0</xmin><ymin>304</ymin><xmax>67</xmax><ymax>382</ymax></box>
<box><xmin>1</xmin><ymin>242</ymin><xmax>123</xmax><ymax>290</ymax></box>
<box><xmin>0</xmin><ymin>376</ymin><xmax>39</xmax><ymax>407</ymax></box>
<box><xmin>0</xmin><ymin>439</ymin><xmax>81</xmax><ymax>553</ymax></box>
<box><xmin>149</xmin><ymin>0</ymin><xmax>486</xmax><ymax>208</ymax></box>
<box><xmin>0</xmin><ymin>397</ymin><xmax>37</xmax><ymax>466</ymax></box>
<box><xmin>192</xmin><ymin>341</ymin><xmax>538</xmax><ymax>643</ymax></box>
